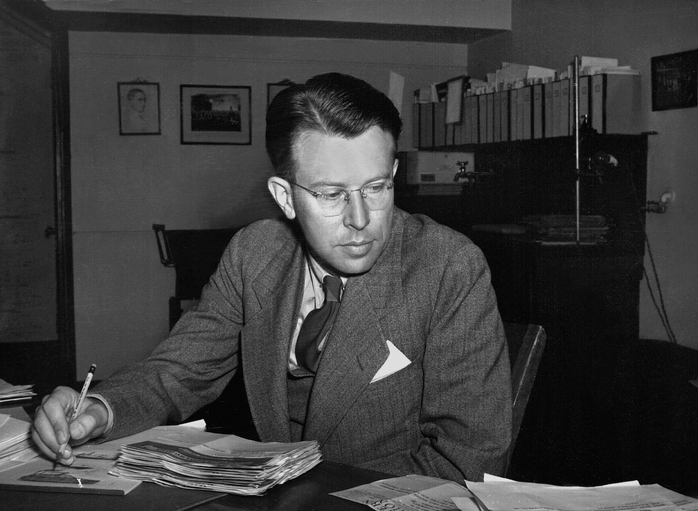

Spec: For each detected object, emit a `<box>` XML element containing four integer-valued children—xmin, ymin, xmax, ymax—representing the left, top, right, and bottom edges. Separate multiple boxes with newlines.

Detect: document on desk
<box><xmin>0</xmin><ymin>379</ymin><xmax>36</xmax><ymax>404</ymax></box>
<box><xmin>458</xmin><ymin>475</ymin><xmax>698</xmax><ymax>511</ymax></box>
<box><xmin>0</xmin><ymin>413</ymin><xmax>37</xmax><ymax>472</ymax></box>
<box><xmin>332</xmin><ymin>474</ymin><xmax>479</xmax><ymax>511</ymax></box>
<box><xmin>0</xmin><ymin>454</ymin><xmax>142</xmax><ymax>495</ymax></box>
<box><xmin>112</xmin><ymin>431</ymin><xmax>322</xmax><ymax>496</ymax></box>
<box><xmin>0</xmin><ymin>423</ymin><xmax>227</xmax><ymax>495</ymax></box>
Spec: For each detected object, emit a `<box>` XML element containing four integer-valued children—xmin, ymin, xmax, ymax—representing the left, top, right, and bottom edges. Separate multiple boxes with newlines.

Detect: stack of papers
<box><xmin>0</xmin><ymin>424</ymin><xmax>321</xmax><ymax>496</ymax></box>
<box><xmin>459</xmin><ymin>474</ymin><xmax>698</xmax><ymax>511</ymax></box>
<box><xmin>333</xmin><ymin>474</ymin><xmax>475</xmax><ymax>510</ymax></box>
<box><xmin>0</xmin><ymin>380</ymin><xmax>36</xmax><ymax>404</ymax></box>
<box><xmin>0</xmin><ymin>424</ymin><xmax>217</xmax><ymax>495</ymax></box>
<box><xmin>112</xmin><ymin>433</ymin><xmax>322</xmax><ymax>495</ymax></box>
<box><xmin>0</xmin><ymin>413</ymin><xmax>35</xmax><ymax>469</ymax></box>
<box><xmin>334</xmin><ymin>473</ymin><xmax>698</xmax><ymax>511</ymax></box>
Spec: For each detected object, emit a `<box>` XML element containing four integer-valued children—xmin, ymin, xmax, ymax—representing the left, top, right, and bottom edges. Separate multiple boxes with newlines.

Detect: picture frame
<box><xmin>267</xmin><ymin>80</ymin><xmax>295</xmax><ymax>107</ymax></box>
<box><xmin>651</xmin><ymin>49</ymin><xmax>698</xmax><ymax>111</ymax></box>
<box><xmin>180</xmin><ymin>85</ymin><xmax>251</xmax><ymax>145</ymax></box>
<box><xmin>118</xmin><ymin>81</ymin><xmax>161</xmax><ymax>135</ymax></box>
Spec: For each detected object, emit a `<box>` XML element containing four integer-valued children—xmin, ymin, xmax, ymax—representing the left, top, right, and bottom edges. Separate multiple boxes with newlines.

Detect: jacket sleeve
<box><xmin>91</xmin><ymin>230</ymin><xmax>249</xmax><ymax>440</ymax></box>
<box><xmin>409</xmin><ymin>241</ymin><xmax>512</xmax><ymax>482</ymax></box>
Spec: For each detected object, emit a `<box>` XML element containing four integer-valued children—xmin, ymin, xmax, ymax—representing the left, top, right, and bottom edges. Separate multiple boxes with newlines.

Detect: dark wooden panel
<box><xmin>396</xmin><ymin>134</ymin><xmax>651</xmax><ymax>487</ymax></box>
<box><xmin>0</xmin><ymin>340</ymin><xmax>74</xmax><ymax>395</ymax></box>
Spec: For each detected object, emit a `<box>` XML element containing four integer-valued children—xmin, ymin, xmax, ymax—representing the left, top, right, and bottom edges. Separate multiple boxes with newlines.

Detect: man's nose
<box><xmin>343</xmin><ymin>190</ymin><xmax>370</xmax><ymax>229</ymax></box>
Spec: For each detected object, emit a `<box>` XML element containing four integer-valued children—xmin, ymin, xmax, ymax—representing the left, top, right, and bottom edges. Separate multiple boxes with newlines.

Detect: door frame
<box><xmin>0</xmin><ymin>1</ymin><xmax>75</xmax><ymax>391</ymax></box>
<box><xmin>52</xmin><ymin>26</ymin><xmax>76</xmax><ymax>385</ymax></box>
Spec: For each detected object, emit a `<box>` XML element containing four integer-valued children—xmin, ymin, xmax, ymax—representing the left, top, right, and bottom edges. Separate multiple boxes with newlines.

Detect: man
<box><xmin>33</xmin><ymin>73</ymin><xmax>512</xmax><ymax>483</ymax></box>
<box><xmin>124</xmin><ymin>87</ymin><xmax>148</xmax><ymax>132</ymax></box>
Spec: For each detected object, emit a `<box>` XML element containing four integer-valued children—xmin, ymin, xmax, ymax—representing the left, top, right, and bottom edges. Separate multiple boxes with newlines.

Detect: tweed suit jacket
<box><xmin>94</xmin><ymin>207</ymin><xmax>512</xmax><ymax>483</ymax></box>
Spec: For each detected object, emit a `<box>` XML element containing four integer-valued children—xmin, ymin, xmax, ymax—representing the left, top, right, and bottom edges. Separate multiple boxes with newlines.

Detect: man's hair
<box><xmin>127</xmin><ymin>88</ymin><xmax>145</xmax><ymax>101</ymax></box>
<box><xmin>265</xmin><ymin>73</ymin><xmax>403</xmax><ymax>181</ymax></box>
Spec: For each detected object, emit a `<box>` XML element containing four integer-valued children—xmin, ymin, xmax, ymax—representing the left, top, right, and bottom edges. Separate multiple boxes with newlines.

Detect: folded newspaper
<box><xmin>112</xmin><ymin>433</ymin><xmax>322</xmax><ymax>496</ymax></box>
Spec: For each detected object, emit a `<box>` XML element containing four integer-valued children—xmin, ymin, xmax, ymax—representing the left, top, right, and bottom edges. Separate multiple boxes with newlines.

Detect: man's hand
<box><xmin>31</xmin><ymin>386</ymin><xmax>109</xmax><ymax>466</ymax></box>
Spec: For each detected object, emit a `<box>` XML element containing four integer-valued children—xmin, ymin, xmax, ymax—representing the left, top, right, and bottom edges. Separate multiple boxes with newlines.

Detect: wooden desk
<box><xmin>0</xmin><ymin>461</ymin><xmax>392</xmax><ymax>511</ymax></box>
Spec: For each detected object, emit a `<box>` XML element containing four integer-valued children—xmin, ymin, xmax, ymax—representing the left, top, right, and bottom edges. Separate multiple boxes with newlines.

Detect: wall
<box><xmin>468</xmin><ymin>0</ymin><xmax>698</xmax><ymax>350</ymax></box>
<box><xmin>48</xmin><ymin>0</ymin><xmax>512</xmax><ymax>30</ymax></box>
<box><xmin>69</xmin><ymin>31</ymin><xmax>470</xmax><ymax>379</ymax></box>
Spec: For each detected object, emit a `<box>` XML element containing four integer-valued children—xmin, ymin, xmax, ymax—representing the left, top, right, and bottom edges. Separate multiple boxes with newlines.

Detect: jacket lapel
<box><xmin>304</xmin><ymin>211</ymin><xmax>406</xmax><ymax>444</ymax></box>
<box><xmin>242</xmin><ymin>236</ymin><xmax>305</xmax><ymax>443</ymax></box>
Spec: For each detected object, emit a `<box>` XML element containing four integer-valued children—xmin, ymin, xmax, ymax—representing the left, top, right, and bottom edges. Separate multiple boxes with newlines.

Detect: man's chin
<box><xmin>331</xmin><ymin>257</ymin><xmax>380</xmax><ymax>278</ymax></box>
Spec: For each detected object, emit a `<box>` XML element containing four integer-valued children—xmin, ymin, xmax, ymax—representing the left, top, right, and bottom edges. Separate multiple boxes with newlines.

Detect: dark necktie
<box><xmin>295</xmin><ymin>275</ymin><xmax>342</xmax><ymax>373</ymax></box>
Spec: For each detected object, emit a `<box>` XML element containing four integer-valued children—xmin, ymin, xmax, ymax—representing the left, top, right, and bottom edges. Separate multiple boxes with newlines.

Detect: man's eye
<box><xmin>321</xmin><ymin>190</ymin><xmax>344</xmax><ymax>201</ymax></box>
<box><xmin>364</xmin><ymin>184</ymin><xmax>385</xmax><ymax>194</ymax></box>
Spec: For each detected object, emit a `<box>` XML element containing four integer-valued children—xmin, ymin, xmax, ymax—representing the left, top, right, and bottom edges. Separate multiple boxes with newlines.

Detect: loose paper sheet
<box><xmin>332</xmin><ymin>474</ymin><xmax>478</xmax><ymax>511</ymax></box>
<box><xmin>0</xmin><ymin>455</ymin><xmax>141</xmax><ymax>495</ymax></box>
<box><xmin>459</xmin><ymin>476</ymin><xmax>698</xmax><ymax>511</ymax></box>
<box><xmin>0</xmin><ymin>380</ymin><xmax>36</xmax><ymax>404</ymax></box>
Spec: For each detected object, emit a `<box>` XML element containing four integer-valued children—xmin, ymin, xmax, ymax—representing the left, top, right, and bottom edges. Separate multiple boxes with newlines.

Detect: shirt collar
<box><xmin>305</xmin><ymin>252</ymin><xmax>347</xmax><ymax>299</ymax></box>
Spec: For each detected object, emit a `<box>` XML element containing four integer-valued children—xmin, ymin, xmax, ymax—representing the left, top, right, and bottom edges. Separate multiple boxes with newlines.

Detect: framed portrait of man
<box><xmin>118</xmin><ymin>82</ymin><xmax>161</xmax><ymax>135</ymax></box>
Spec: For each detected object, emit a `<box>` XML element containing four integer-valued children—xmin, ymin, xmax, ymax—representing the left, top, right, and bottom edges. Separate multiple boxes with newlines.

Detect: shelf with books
<box><xmin>413</xmin><ymin>71</ymin><xmax>640</xmax><ymax>149</ymax></box>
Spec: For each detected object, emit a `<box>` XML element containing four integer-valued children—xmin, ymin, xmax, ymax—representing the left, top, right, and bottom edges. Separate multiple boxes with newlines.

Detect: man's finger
<box><xmin>31</xmin><ymin>387</ymin><xmax>77</xmax><ymax>461</ymax></box>
<box><xmin>67</xmin><ymin>399</ymin><xmax>108</xmax><ymax>443</ymax></box>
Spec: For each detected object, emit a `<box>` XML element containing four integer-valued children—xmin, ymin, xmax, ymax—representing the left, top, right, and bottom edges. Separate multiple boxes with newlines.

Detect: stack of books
<box><xmin>113</xmin><ymin>433</ymin><xmax>322</xmax><ymax>496</ymax></box>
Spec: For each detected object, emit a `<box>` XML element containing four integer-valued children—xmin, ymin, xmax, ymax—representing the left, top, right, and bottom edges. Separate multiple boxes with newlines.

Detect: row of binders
<box><xmin>413</xmin><ymin>62</ymin><xmax>640</xmax><ymax>149</ymax></box>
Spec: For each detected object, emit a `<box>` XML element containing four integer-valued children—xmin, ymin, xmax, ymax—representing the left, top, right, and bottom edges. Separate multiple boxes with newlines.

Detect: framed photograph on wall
<box><xmin>267</xmin><ymin>80</ymin><xmax>295</xmax><ymax>107</ymax></box>
<box><xmin>651</xmin><ymin>49</ymin><xmax>698</xmax><ymax>111</ymax></box>
<box><xmin>118</xmin><ymin>81</ymin><xmax>161</xmax><ymax>135</ymax></box>
<box><xmin>180</xmin><ymin>85</ymin><xmax>251</xmax><ymax>145</ymax></box>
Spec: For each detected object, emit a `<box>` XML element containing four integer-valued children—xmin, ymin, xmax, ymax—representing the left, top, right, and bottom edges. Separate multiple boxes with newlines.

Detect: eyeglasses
<box><xmin>291</xmin><ymin>179</ymin><xmax>394</xmax><ymax>217</ymax></box>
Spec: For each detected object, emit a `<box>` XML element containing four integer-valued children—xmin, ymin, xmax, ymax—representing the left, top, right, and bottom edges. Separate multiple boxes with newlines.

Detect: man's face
<box><xmin>130</xmin><ymin>92</ymin><xmax>146</xmax><ymax>113</ymax></box>
<box><xmin>274</xmin><ymin>126</ymin><xmax>398</xmax><ymax>277</ymax></box>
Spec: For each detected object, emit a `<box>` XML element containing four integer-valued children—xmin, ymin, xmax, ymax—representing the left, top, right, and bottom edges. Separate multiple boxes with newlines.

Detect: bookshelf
<box><xmin>412</xmin><ymin>62</ymin><xmax>641</xmax><ymax>148</ymax></box>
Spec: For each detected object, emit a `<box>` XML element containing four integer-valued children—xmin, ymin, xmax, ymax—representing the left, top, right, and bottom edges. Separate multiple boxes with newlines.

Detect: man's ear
<box><xmin>267</xmin><ymin>177</ymin><xmax>296</xmax><ymax>220</ymax></box>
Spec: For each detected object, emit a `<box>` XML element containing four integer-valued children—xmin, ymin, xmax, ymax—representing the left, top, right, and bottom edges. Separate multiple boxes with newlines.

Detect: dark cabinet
<box><xmin>396</xmin><ymin>133</ymin><xmax>648</xmax><ymax>334</ymax></box>
<box><xmin>396</xmin><ymin>133</ymin><xmax>650</xmax><ymax>485</ymax></box>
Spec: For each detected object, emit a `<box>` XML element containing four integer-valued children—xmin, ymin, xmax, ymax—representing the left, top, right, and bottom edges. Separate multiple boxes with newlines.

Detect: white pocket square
<box><xmin>371</xmin><ymin>340</ymin><xmax>411</xmax><ymax>383</ymax></box>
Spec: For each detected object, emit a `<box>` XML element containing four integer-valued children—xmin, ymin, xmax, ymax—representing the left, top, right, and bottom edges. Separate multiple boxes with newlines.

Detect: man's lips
<box><xmin>340</xmin><ymin>240</ymin><xmax>373</xmax><ymax>255</ymax></box>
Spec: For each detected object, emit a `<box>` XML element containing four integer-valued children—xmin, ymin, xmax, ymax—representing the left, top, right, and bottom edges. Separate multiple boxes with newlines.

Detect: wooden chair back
<box><xmin>504</xmin><ymin>322</ymin><xmax>546</xmax><ymax>473</ymax></box>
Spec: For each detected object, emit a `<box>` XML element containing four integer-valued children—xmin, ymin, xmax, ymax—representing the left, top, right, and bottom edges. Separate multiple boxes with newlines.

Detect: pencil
<box><xmin>69</xmin><ymin>364</ymin><xmax>96</xmax><ymax>423</ymax></box>
<box><xmin>55</xmin><ymin>364</ymin><xmax>96</xmax><ymax>468</ymax></box>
